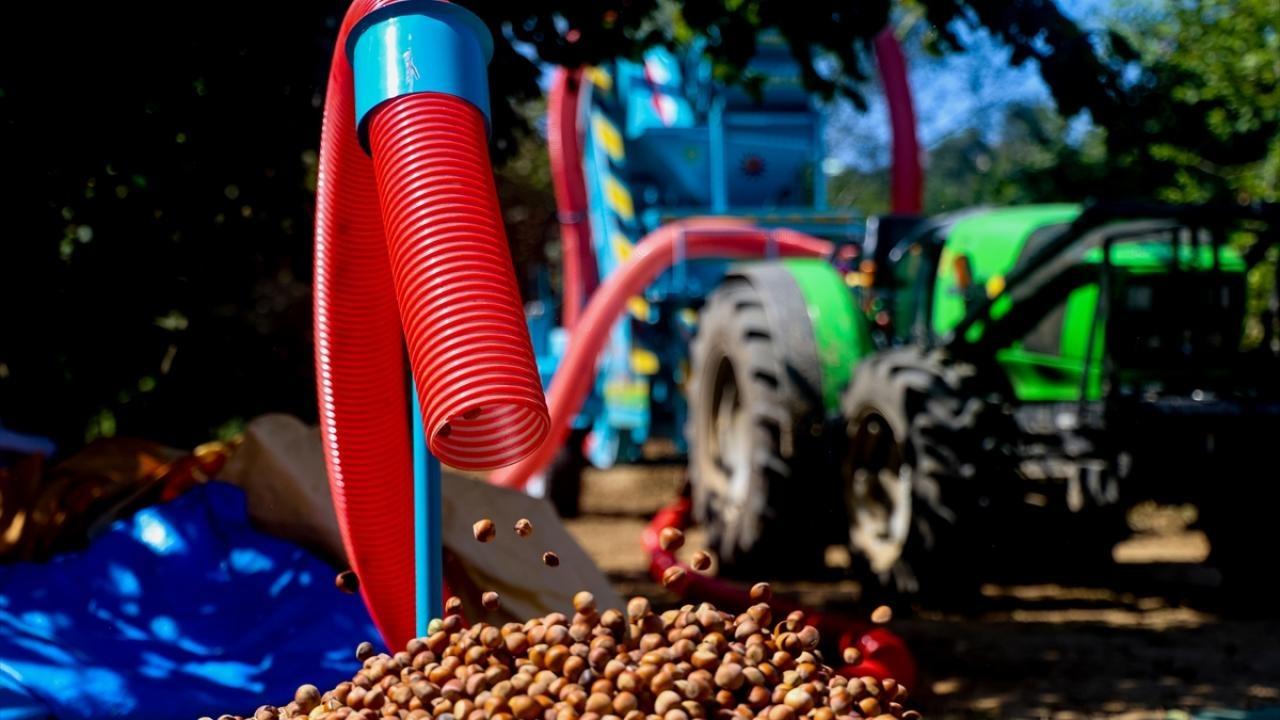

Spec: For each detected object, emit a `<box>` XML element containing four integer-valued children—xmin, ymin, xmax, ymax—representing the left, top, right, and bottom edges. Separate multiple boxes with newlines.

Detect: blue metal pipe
<box><xmin>411</xmin><ymin>380</ymin><xmax>443</xmax><ymax>636</ymax></box>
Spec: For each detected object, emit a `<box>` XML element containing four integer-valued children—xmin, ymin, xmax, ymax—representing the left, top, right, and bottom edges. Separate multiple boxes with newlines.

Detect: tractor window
<box><xmin>987</xmin><ymin>220</ymin><xmax>1269</xmax><ymax>404</ymax></box>
<box><xmin>996</xmin><ymin>279</ymin><xmax>1103</xmax><ymax>403</ymax></box>
<box><xmin>1013</xmin><ymin>223</ymin><xmax>1069</xmax><ymax>272</ymax></box>
<box><xmin>1020</xmin><ymin>297</ymin><xmax>1067</xmax><ymax>356</ymax></box>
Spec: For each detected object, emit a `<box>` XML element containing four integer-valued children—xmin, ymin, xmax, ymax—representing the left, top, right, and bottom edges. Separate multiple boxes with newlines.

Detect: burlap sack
<box><xmin>219</xmin><ymin>414</ymin><xmax>347</xmax><ymax>565</ymax></box>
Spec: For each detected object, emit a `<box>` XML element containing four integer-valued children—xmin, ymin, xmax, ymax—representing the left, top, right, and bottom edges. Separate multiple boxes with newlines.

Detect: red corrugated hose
<box><xmin>315</xmin><ymin>0</ymin><xmax>547</xmax><ymax>649</ymax></box>
<box><xmin>548</xmin><ymin>68</ymin><xmax>598</xmax><ymax>330</ymax></box>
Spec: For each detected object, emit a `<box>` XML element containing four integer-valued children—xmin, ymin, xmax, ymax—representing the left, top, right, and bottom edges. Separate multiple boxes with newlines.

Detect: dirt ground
<box><xmin>561</xmin><ymin>464</ymin><xmax>1280</xmax><ymax>720</ymax></box>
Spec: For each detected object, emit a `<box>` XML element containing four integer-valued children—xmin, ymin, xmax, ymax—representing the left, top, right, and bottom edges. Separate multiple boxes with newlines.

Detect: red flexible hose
<box><xmin>873</xmin><ymin>29</ymin><xmax>923</xmax><ymax>214</ymax></box>
<box><xmin>315</xmin><ymin>0</ymin><xmax>410</xmax><ymax>650</ymax></box>
<box><xmin>316</xmin><ymin>0</ymin><xmax>547</xmax><ymax>650</ymax></box>
<box><xmin>548</xmin><ymin>68</ymin><xmax>597</xmax><ymax>330</ymax></box>
<box><xmin>490</xmin><ymin>220</ymin><xmax>833</xmax><ymax>489</ymax></box>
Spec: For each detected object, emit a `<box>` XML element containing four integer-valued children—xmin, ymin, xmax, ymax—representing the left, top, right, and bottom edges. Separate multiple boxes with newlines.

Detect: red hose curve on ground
<box><xmin>643</xmin><ymin>498</ymin><xmax>917</xmax><ymax>688</ymax></box>
<box><xmin>316</xmin><ymin>0</ymin><xmax>547</xmax><ymax>649</ymax></box>
<box><xmin>490</xmin><ymin>220</ymin><xmax>833</xmax><ymax>489</ymax></box>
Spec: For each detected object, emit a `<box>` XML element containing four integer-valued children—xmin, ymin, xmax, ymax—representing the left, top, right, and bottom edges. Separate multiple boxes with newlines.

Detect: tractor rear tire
<box><xmin>688</xmin><ymin>276</ymin><xmax>834</xmax><ymax>577</ymax></box>
<box><xmin>840</xmin><ymin>347</ymin><xmax>994</xmax><ymax>603</ymax></box>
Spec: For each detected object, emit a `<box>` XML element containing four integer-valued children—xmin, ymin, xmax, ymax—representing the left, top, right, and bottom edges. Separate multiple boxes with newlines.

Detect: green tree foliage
<box><xmin>923</xmin><ymin>0</ymin><xmax>1278</xmax><ymax>206</ymax></box>
<box><xmin>1</xmin><ymin>5</ymin><xmax>336</xmax><ymax>450</ymax></box>
<box><xmin>1125</xmin><ymin>0</ymin><xmax>1280</xmax><ymax>204</ymax></box>
<box><xmin>830</xmin><ymin>104</ymin><xmax>1113</xmax><ymax>213</ymax></box>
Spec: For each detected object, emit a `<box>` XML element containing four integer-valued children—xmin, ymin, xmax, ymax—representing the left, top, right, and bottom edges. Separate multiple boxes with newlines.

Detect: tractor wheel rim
<box><xmin>847</xmin><ymin>413</ymin><xmax>912</xmax><ymax>574</ymax></box>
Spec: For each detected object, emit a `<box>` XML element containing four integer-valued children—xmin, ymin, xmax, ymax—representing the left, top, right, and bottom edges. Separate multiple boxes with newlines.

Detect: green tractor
<box><xmin>688</xmin><ymin>202</ymin><xmax>1280</xmax><ymax>597</ymax></box>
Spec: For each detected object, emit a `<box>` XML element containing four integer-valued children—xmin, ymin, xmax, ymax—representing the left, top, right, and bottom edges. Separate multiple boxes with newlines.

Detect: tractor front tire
<box><xmin>688</xmin><ymin>276</ymin><xmax>834</xmax><ymax>577</ymax></box>
<box><xmin>840</xmin><ymin>347</ymin><xmax>993</xmax><ymax>603</ymax></box>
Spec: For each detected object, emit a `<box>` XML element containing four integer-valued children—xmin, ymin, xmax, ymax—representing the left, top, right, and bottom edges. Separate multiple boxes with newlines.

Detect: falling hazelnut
<box><xmin>473</xmin><ymin>518</ymin><xmax>496</xmax><ymax>543</ymax></box>
<box><xmin>661</xmin><ymin>566</ymin><xmax>686</xmax><ymax>588</ymax></box>
<box><xmin>335</xmin><ymin>570</ymin><xmax>359</xmax><ymax>594</ymax></box>
<box><xmin>658</xmin><ymin>527</ymin><xmax>685</xmax><ymax>552</ymax></box>
<box><xmin>748</xmin><ymin>582</ymin><xmax>772</xmax><ymax>603</ymax></box>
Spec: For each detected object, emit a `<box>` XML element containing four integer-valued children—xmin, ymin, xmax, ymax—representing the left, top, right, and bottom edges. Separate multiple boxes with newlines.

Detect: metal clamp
<box><xmin>347</xmin><ymin>0</ymin><xmax>494</xmax><ymax>151</ymax></box>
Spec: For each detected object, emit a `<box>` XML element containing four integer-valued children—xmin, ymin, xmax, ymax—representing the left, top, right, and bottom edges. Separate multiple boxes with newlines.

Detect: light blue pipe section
<box><xmin>709</xmin><ymin>98</ymin><xmax>727</xmax><ymax>213</ymax></box>
<box><xmin>348</xmin><ymin>0</ymin><xmax>494</xmax><ymax>147</ymax></box>
<box><xmin>411</xmin><ymin>381</ymin><xmax>443</xmax><ymax>637</ymax></box>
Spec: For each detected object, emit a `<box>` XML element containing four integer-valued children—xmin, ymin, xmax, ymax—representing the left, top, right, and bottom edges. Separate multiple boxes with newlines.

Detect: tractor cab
<box><xmin>943</xmin><ymin>205</ymin><xmax>1276</xmax><ymax>405</ymax></box>
<box><xmin>876</xmin><ymin>203</ymin><xmax>1278</xmax><ymax>408</ymax></box>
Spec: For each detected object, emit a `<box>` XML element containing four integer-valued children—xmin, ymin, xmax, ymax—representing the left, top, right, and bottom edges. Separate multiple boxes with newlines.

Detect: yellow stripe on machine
<box><xmin>627</xmin><ymin>296</ymin><xmax>650</xmax><ymax>320</ymax></box>
<box><xmin>592</xmin><ymin>114</ymin><xmax>625</xmax><ymax>163</ymax></box>
<box><xmin>604</xmin><ymin>175</ymin><xmax>634</xmax><ymax>222</ymax></box>
<box><xmin>612</xmin><ymin>232</ymin><xmax>633</xmax><ymax>262</ymax></box>
<box><xmin>586</xmin><ymin>67</ymin><xmax>613</xmax><ymax>93</ymax></box>
<box><xmin>844</xmin><ymin>271</ymin><xmax>870</xmax><ymax>288</ymax></box>
<box><xmin>630</xmin><ymin>348</ymin><xmax>660</xmax><ymax>375</ymax></box>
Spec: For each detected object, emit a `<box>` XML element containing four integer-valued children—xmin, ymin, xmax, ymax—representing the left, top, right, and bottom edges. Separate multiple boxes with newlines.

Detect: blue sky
<box><xmin>825</xmin><ymin>0</ymin><xmax>1115</xmax><ymax>171</ymax></box>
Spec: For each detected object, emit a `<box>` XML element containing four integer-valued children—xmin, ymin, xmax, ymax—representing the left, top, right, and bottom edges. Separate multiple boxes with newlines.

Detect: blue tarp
<box><xmin>0</xmin><ymin>482</ymin><xmax>378</xmax><ymax>719</ymax></box>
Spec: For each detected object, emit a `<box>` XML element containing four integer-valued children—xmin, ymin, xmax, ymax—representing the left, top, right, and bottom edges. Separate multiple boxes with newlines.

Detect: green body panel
<box><xmin>932</xmin><ymin>204</ymin><xmax>1083</xmax><ymax>337</ymax></box>
<box><xmin>782</xmin><ymin>258</ymin><xmax>874</xmax><ymax>412</ymax></box>
<box><xmin>996</xmin><ymin>348</ymin><xmax>1105</xmax><ymax>401</ymax></box>
<box><xmin>1082</xmin><ymin>243</ymin><xmax>1246</xmax><ymax>272</ymax></box>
